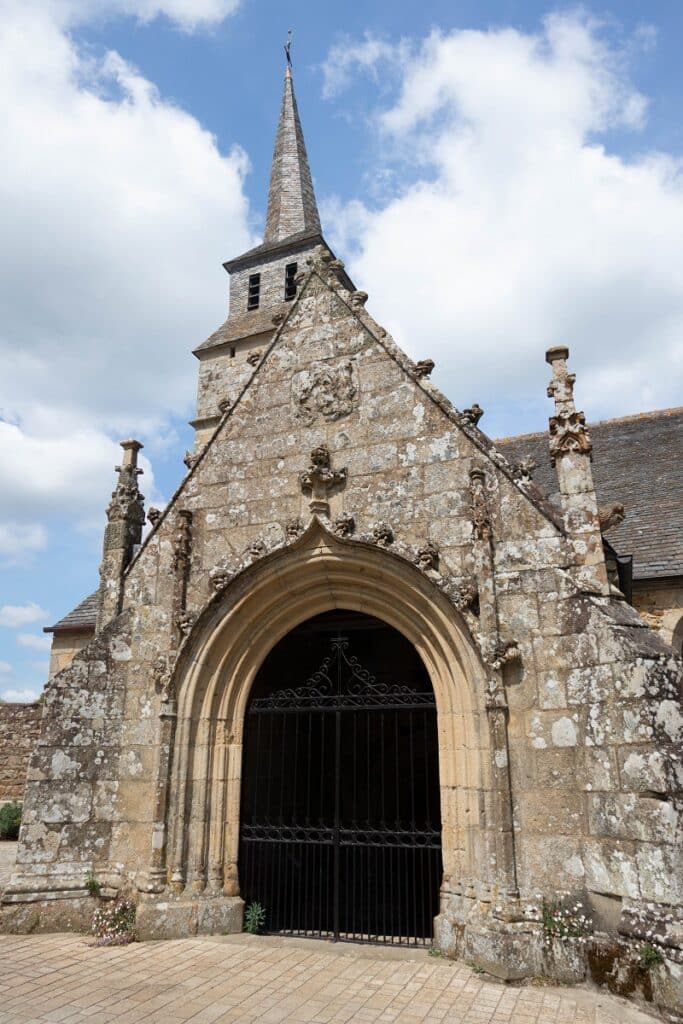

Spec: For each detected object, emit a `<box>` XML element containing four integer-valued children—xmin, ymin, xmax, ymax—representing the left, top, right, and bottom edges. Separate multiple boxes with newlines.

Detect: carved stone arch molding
<box><xmin>157</xmin><ymin>519</ymin><xmax>512</xmax><ymax>938</ymax></box>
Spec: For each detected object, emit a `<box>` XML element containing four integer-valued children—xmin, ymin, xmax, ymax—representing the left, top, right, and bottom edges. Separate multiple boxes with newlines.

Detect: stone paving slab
<box><xmin>0</xmin><ymin>932</ymin><xmax>659</xmax><ymax>1024</ymax></box>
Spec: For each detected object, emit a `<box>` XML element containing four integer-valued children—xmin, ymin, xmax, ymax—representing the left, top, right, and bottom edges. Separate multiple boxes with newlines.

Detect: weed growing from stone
<box><xmin>91</xmin><ymin>899</ymin><xmax>136</xmax><ymax>946</ymax></box>
<box><xmin>539</xmin><ymin>896</ymin><xmax>592</xmax><ymax>944</ymax></box>
<box><xmin>244</xmin><ymin>901</ymin><xmax>266</xmax><ymax>935</ymax></box>
<box><xmin>638</xmin><ymin>943</ymin><xmax>664</xmax><ymax>969</ymax></box>
<box><xmin>85</xmin><ymin>871</ymin><xmax>102</xmax><ymax>898</ymax></box>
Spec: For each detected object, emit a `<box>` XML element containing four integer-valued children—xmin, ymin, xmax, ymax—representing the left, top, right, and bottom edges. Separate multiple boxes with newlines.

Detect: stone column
<box><xmin>545</xmin><ymin>347</ymin><xmax>609</xmax><ymax>595</ymax></box>
<box><xmin>96</xmin><ymin>439</ymin><xmax>145</xmax><ymax>632</ymax></box>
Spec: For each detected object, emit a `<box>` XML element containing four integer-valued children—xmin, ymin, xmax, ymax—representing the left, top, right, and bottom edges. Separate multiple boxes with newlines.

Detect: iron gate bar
<box><xmin>240</xmin><ymin>626</ymin><xmax>442</xmax><ymax>945</ymax></box>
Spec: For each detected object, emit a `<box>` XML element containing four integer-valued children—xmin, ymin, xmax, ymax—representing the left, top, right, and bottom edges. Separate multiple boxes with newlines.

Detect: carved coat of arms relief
<box><xmin>291</xmin><ymin>358</ymin><xmax>358</xmax><ymax>426</ymax></box>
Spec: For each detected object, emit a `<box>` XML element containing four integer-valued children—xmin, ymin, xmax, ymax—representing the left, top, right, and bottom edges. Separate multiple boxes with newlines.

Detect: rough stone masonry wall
<box><xmin>4</xmin><ymin>260</ymin><xmax>682</xmax><ymax>1012</ymax></box>
<box><xmin>0</xmin><ymin>703</ymin><xmax>41</xmax><ymax>802</ymax></box>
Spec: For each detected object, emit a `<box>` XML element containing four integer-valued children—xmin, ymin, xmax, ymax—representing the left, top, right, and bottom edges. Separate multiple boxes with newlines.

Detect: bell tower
<box><xmin>191</xmin><ymin>64</ymin><xmax>354</xmax><ymax>447</ymax></box>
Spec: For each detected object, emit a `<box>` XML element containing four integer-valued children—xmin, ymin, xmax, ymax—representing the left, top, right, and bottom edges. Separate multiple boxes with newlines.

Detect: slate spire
<box><xmin>263</xmin><ymin>66</ymin><xmax>321</xmax><ymax>244</ymax></box>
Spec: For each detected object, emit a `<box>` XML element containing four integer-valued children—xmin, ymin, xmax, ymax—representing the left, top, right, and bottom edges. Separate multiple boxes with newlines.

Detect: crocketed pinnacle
<box><xmin>263</xmin><ymin>66</ymin><xmax>321</xmax><ymax>244</ymax></box>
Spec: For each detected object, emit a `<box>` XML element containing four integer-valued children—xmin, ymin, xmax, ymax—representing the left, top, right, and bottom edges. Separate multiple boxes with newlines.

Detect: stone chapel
<box><xmin>2</xmin><ymin>65</ymin><xmax>682</xmax><ymax>1012</ymax></box>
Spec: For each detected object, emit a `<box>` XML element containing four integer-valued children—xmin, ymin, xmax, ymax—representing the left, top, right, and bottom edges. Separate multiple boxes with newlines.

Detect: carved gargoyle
<box><xmin>176</xmin><ymin>610</ymin><xmax>195</xmax><ymax>637</ymax></box>
<box><xmin>452</xmin><ymin>577</ymin><xmax>479</xmax><ymax>615</ymax></box>
<box><xmin>517</xmin><ymin>457</ymin><xmax>537</xmax><ymax>481</ymax></box>
<box><xmin>351</xmin><ymin>290</ymin><xmax>368</xmax><ymax>309</ymax></box>
<box><xmin>285</xmin><ymin>518</ymin><xmax>304</xmax><ymax>541</ymax></box>
<box><xmin>415</xmin><ymin>541</ymin><xmax>439</xmax><ymax>572</ymax></box>
<box><xmin>147</xmin><ymin>507</ymin><xmax>162</xmax><ymax>527</ymax></box>
<box><xmin>152</xmin><ymin>655</ymin><xmax>174</xmax><ymax>703</ymax></box>
<box><xmin>218</xmin><ymin>397</ymin><xmax>231</xmax><ymax>415</ymax></box>
<box><xmin>247</xmin><ymin>538</ymin><xmax>267</xmax><ymax>560</ymax></box>
<box><xmin>598</xmin><ymin>502</ymin><xmax>625</xmax><ymax>533</ymax></box>
<box><xmin>209</xmin><ymin>566</ymin><xmax>231</xmax><ymax>592</ymax></box>
<box><xmin>183</xmin><ymin>449</ymin><xmax>200</xmax><ymax>471</ymax></box>
<box><xmin>247</xmin><ymin>350</ymin><xmax>262</xmax><ymax>367</ymax></box>
<box><xmin>272</xmin><ymin>311</ymin><xmax>285</xmax><ymax>326</ymax></box>
<box><xmin>333</xmin><ymin>512</ymin><xmax>355</xmax><ymax>537</ymax></box>
<box><xmin>462</xmin><ymin>403</ymin><xmax>484</xmax><ymax>427</ymax></box>
<box><xmin>414</xmin><ymin>359</ymin><xmax>435</xmax><ymax>379</ymax></box>
<box><xmin>372</xmin><ymin>523</ymin><xmax>394</xmax><ymax>547</ymax></box>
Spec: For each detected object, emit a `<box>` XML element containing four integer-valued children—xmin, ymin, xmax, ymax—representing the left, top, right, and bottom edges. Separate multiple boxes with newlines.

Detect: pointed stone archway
<box><xmin>150</xmin><ymin>520</ymin><xmax>508</xmax><ymax>945</ymax></box>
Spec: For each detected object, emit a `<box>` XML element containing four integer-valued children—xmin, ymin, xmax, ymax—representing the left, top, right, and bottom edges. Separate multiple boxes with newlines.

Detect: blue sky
<box><xmin>1</xmin><ymin>0</ymin><xmax>682</xmax><ymax>698</ymax></box>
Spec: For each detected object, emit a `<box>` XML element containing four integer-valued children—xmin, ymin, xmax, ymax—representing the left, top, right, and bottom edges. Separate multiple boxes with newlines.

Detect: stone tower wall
<box><xmin>0</xmin><ymin>704</ymin><xmax>42</xmax><ymax>803</ymax></box>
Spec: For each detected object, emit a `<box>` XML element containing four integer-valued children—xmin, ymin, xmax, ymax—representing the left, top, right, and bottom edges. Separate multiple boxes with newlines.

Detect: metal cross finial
<box><xmin>284</xmin><ymin>28</ymin><xmax>293</xmax><ymax>68</ymax></box>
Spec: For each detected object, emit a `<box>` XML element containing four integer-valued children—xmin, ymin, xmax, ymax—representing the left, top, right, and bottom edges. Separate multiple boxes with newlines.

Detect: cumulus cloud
<box><xmin>0</xmin><ymin>688</ymin><xmax>41</xmax><ymax>703</ymax></box>
<box><xmin>321</xmin><ymin>33</ymin><xmax>410</xmax><ymax>99</ymax></box>
<box><xmin>0</xmin><ymin>661</ymin><xmax>11</xmax><ymax>675</ymax></box>
<box><xmin>17</xmin><ymin>634</ymin><xmax>53</xmax><ymax>651</ymax></box>
<box><xmin>0</xmin><ymin>604</ymin><xmax>50</xmax><ymax>628</ymax></box>
<box><xmin>0</xmin><ymin>2</ymin><xmax>254</xmax><ymax>558</ymax></box>
<box><xmin>321</xmin><ymin>14</ymin><xmax>683</xmax><ymax>435</ymax></box>
<box><xmin>29</xmin><ymin>0</ymin><xmax>241</xmax><ymax>32</ymax></box>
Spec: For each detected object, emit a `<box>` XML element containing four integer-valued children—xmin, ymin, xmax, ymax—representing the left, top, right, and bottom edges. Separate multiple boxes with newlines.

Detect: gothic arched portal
<box><xmin>239</xmin><ymin>609</ymin><xmax>443</xmax><ymax>943</ymax></box>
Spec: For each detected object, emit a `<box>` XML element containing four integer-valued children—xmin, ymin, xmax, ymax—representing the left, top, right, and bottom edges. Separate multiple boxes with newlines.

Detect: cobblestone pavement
<box><xmin>0</xmin><ymin>933</ymin><xmax>658</xmax><ymax>1024</ymax></box>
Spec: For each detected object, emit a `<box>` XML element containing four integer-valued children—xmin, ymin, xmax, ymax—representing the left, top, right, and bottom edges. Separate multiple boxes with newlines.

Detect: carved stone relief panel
<box><xmin>291</xmin><ymin>358</ymin><xmax>358</xmax><ymax>426</ymax></box>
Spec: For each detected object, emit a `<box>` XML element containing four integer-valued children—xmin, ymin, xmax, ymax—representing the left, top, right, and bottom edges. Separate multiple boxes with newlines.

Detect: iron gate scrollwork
<box><xmin>239</xmin><ymin>621</ymin><xmax>442</xmax><ymax>945</ymax></box>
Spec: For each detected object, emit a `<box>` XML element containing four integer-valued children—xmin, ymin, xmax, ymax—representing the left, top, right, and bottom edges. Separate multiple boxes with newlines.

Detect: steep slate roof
<box><xmin>496</xmin><ymin>407</ymin><xmax>683</xmax><ymax>582</ymax></box>
<box><xmin>44</xmin><ymin>592</ymin><xmax>98</xmax><ymax>634</ymax></box>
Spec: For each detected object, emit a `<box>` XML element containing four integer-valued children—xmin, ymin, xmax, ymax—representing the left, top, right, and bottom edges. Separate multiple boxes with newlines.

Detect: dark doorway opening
<box><xmin>239</xmin><ymin>610</ymin><xmax>443</xmax><ymax>945</ymax></box>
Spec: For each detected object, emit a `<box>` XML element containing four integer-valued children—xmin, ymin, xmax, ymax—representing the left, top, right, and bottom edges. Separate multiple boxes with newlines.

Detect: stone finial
<box><xmin>247</xmin><ymin>350</ymin><xmax>262</xmax><ymax>367</ymax></box>
<box><xmin>218</xmin><ymin>398</ymin><xmax>231</xmax><ymax>415</ymax></box>
<box><xmin>351</xmin><ymin>290</ymin><xmax>368</xmax><ymax>309</ymax></box>
<box><xmin>272</xmin><ymin>311</ymin><xmax>285</xmax><ymax>326</ymax></box>
<box><xmin>469</xmin><ymin>468</ymin><xmax>492</xmax><ymax>543</ymax></box>
<box><xmin>97</xmin><ymin>439</ymin><xmax>146</xmax><ymax>631</ymax></box>
<box><xmin>147</xmin><ymin>507</ymin><xmax>162</xmax><ymax>527</ymax></box>
<box><xmin>300</xmin><ymin>445</ymin><xmax>347</xmax><ymax>516</ymax></box>
<box><xmin>462</xmin><ymin>404</ymin><xmax>484</xmax><ymax>427</ymax></box>
<box><xmin>598</xmin><ymin>503</ymin><xmax>625</xmax><ymax>533</ymax></box>
<box><xmin>183</xmin><ymin>450</ymin><xmax>200</xmax><ymax>471</ymax></box>
<box><xmin>414</xmin><ymin>359</ymin><xmax>435</xmax><ymax>379</ymax></box>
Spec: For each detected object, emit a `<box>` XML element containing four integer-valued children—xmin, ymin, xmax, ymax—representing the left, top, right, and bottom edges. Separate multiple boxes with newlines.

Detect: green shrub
<box><xmin>85</xmin><ymin>871</ymin><xmax>102</xmax><ymax>898</ymax></box>
<box><xmin>244</xmin><ymin>901</ymin><xmax>266</xmax><ymax>935</ymax></box>
<box><xmin>0</xmin><ymin>800</ymin><xmax>22</xmax><ymax>840</ymax></box>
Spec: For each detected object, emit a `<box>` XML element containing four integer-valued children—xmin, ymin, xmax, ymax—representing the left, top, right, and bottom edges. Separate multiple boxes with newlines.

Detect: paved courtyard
<box><xmin>0</xmin><ymin>932</ymin><xmax>658</xmax><ymax>1024</ymax></box>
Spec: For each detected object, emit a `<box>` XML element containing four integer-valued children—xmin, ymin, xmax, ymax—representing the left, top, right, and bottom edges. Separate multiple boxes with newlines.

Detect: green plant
<box><xmin>639</xmin><ymin>943</ymin><xmax>664</xmax><ymax>969</ymax></box>
<box><xmin>91</xmin><ymin>899</ymin><xmax>136</xmax><ymax>946</ymax></box>
<box><xmin>244</xmin><ymin>901</ymin><xmax>266</xmax><ymax>935</ymax></box>
<box><xmin>541</xmin><ymin>897</ymin><xmax>591</xmax><ymax>944</ymax></box>
<box><xmin>85</xmin><ymin>871</ymin><xmax>102</xmax><ymax>898</ymax></box>
<box><xmin>468</xmin><ymin>962</ymin><xmax>486</xmax><ymax>974</ymax></box>
<box><xmin>428</xmin><ymin>946</ymin><xmax>443</xmax><ymax>958</ymax></box>
<box><xmin>0</xmin><ymin>800</ymin><xmax>22</xmax><ymax>840</ymax></box>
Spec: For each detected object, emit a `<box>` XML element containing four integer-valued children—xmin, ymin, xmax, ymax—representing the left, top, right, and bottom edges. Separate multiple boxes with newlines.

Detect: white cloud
<box><xmin>31</xmin><ymin>0</ymin><xmax>241</xmax><ymax>32</ymax></box>
<box><xmin>0</xmin><ymin>2</ymin><xmax>254</xmax><ymax>555</ymax></box>
<box><xmin>0</xmin><ymin>688</ymin><xmax>41</xmax><ymax>703</ymax></box>
<box><xmin>322</xmin><ymin>15</ymin><xmax>683</xmax><ymax>434</ymax></box>
<box><xmin>321</xmin><ymin>34</ymin><xmax>410</xmax><ymax>100</ymax></box>
<box><xmin>0</xmin><ymin>661</ymin><xmax>12</xmax><ymax>675</ymax></box>
<box><xmin>28</xmin><ymin>660</ymin><xmax>50</xmax><ymax>676</ymax></box>
<box><xmin>0</xmin><ymin>604</ymin><xmax>50</xmax><ymax>628</ymax></box>
<box><xmin>17</xmin><ymin>634</ymin><xmax>52</xmax><ymax>651</ymax></box>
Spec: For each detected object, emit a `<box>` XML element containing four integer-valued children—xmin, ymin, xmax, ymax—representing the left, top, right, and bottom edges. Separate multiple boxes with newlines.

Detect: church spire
<box><xmin>263</xmin><ymin>66</ymin><xmax>321</xmax><ymax>244</ymax></box>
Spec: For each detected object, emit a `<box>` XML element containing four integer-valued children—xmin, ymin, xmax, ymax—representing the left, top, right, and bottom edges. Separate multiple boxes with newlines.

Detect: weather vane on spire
<box><xmin>284</xmin><ymin>29</ymin><xmax>293</xmax><ymax>68</ymax></box>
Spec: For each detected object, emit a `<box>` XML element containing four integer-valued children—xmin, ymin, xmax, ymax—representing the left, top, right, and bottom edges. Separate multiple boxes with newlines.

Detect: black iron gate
<box><xmin>239</xmin><ymin>615</ymin><xmax>442</xmax><ymax>945</ymax></box>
